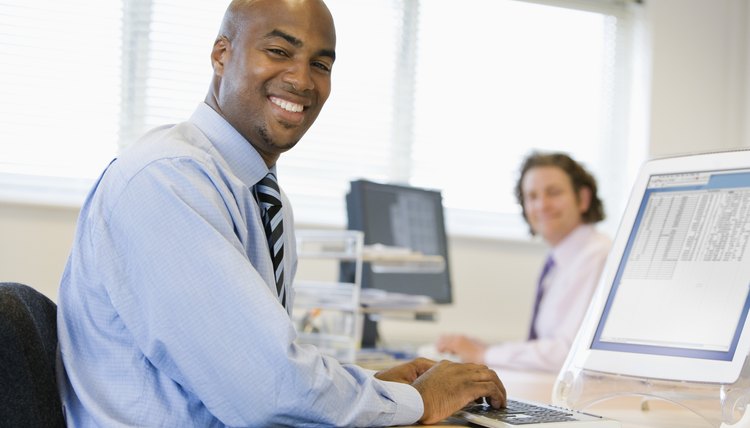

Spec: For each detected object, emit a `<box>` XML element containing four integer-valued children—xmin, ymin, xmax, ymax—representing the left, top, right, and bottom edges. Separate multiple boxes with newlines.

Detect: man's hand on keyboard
<box><xmin>410</xmin><ymin>360</ymin><xmax>506</xmax><ymax>425</ymax></box>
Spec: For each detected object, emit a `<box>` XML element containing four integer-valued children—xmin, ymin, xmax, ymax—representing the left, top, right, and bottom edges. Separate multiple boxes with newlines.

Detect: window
<box><xmin>410</xmin><ymin>0</ymin><xmax>640</xmax><ymax>237</ymax></box>
<box><xmin>0</xmin><ymin>0</ymin><xmax>642</xmax><ymax>238</ymax></box>
<box><xmin>0</xmin><ymin>1</ymin><xmax>121</xmax><ymax>179</ymax></box>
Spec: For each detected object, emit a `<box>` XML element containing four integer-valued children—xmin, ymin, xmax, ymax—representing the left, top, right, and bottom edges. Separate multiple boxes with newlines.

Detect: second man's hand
<box><xmin>435</xmin><ymin>334</ymin><xmax>488</xmax><ymax>364</ymax></box>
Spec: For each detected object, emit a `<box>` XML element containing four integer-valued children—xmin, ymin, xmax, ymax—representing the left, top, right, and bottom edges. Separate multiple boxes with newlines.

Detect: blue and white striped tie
<box><xmin>255</xmin><ymin>172</ymin><xmax>285</xmax><ymax>308</ymax></box>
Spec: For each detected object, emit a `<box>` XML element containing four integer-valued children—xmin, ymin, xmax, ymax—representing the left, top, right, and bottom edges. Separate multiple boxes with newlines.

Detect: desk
<box><xmin>419</xmin><ymin>369</ymin><xmax>714</xmax><ymax>427</ymax></box>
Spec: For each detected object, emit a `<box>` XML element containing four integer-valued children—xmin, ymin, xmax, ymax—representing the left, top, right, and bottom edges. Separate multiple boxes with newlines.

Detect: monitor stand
<box><xmin>555</xmin><ymin>354</ymin><xmax>750</xmax><ymax>427</ymax></box>
<box><xmin>360</xmin><ymin>314</ymin><xmax>380</xmax><ymax>349</ymax></box>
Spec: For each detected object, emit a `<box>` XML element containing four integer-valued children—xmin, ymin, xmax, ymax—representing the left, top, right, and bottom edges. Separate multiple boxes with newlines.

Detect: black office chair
<box><xmin>0</xmin><ymin>282</ymin><xmax>66</xmax><ymax>427</ymax></box>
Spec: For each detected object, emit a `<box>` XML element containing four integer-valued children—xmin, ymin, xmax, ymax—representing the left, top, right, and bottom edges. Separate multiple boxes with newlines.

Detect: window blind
<box><xmin>411</xmin><ymin>0</ymin><xmax>633</xmax><ymax>237</ymax></box>
<box><xmin>0</xmin><ymin>0</ymin><xmax>639</xmax><ymax>238</ymax></box>
<box><xmin>0</xmin><ymin>1</ymin><xmax>121</xmax><ymax>179</ymax></box>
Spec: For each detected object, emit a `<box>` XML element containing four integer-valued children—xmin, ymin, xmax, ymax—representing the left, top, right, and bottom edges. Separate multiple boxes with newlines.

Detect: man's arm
<box><xmin>100</xmin><ymin>159</ymin><xmax>423</xmax><ymax>426</ymax></box>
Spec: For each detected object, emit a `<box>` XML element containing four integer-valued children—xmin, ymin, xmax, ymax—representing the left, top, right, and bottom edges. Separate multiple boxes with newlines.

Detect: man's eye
<box><xmin>268</xmin><ymin>48</ymin><xmax>288</xmax><ymax>57</ymax></box>
<box><xmin>312</xmin><ymin>61</ymin><xmax>331</xmax><ymax>73</ymax></box>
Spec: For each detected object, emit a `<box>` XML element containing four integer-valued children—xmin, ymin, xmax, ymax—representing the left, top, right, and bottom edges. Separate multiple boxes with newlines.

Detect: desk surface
<box><xmin>416</xmin><ymin>369</ymin><xmax>714</xmax><ymax>428</ymax></box>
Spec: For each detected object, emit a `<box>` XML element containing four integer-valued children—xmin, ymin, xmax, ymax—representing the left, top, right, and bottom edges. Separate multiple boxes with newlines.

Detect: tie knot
<box><xmin>541</xmin><ymin>255</ymin><xmax>555</xmax><ymax>274</ymax></box>
<box><xmin>256</xmin><ymin>173</ymin><xmax>281</xmax><ymax>209</ymax></box>
<box><xmin>544</xmin><ymin>255</ymin><xmax>555</xmax><ymax>269</ymax></box>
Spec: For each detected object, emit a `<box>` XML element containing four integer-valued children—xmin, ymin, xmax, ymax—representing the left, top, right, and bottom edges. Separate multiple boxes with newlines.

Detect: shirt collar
<box><xmin>188</xmin><ymin>102</ymin><xmax>271</xmax><ymax>186</ymax></box>
<box><xmin>549</xmin><ymin>224</ymin><xmax>595</xmax><ymax>267</ymax></box>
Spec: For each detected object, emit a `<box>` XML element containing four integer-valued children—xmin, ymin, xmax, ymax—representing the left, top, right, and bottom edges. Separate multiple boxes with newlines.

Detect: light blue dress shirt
<box><xmin>57</xmin><ymin>103</ymin><xmax>423</xmax><ymax>427</ymax></box>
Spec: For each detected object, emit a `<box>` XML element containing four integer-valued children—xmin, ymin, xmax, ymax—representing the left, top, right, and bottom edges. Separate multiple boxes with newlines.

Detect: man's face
<box><xmin>522</xmin><ymin>166</ymin><xmax>589</xmax><ymax>246</ymax></box>
<box><xmin>214</xmin><ymin>0</ymin><xmax>336</xmax><ymax>165</ymax></box>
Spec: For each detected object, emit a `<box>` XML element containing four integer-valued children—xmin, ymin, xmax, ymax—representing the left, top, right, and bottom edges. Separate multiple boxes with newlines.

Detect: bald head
<box><xmin>217</xmin><ymin>0</ymin><xmax>255</xmax><ymax>42</ymax></box>
<box><xmin>217</xmin><ymin>0</ymin><xmax>334</xmax><ymax>48</ymax></box>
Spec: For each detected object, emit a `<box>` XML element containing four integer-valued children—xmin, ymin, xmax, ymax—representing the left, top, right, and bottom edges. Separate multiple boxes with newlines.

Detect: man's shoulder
<box><xmin>123</xmin><ymin>122</ymin><xmax>213</xmax><ymax>166</ymax></box>
<box><xmin>90</xmin><ymin>122</ymin><xmax>221</xmax><ymax>212</ymax></box>
<box><xmin>556</xmin><ymin>226</ymin><xmax>610</xmax><ymax>271</ymax></box>
<box><xmin>588</xmin><ymin>228</ymin><xmax>612</xmax><ymax>255</ymax></box>
<box><xmin>105</xmin><ymin>122</ymin><xmax>223</xmax><ymax>186</ymax></box>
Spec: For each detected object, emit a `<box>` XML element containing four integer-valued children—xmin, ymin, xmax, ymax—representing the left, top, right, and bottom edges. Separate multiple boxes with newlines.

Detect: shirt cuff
<box><xmin>379</xmin><ymin>381</ymin><xmax>424</xmax><ymax>426</ymax></box>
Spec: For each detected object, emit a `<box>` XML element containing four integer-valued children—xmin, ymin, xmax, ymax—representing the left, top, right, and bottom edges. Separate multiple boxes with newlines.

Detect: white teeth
<box><xmin>271</xmin><ymin>97</ymin><xmax>303</xmax><ymax>113</ymax></box>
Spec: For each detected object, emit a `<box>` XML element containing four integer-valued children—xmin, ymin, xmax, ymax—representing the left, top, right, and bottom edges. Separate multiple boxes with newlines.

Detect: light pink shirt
<box><xmin>484</xmin><ymin>224</ymin><xmax>611</xmax><ymax>372</ymax></box>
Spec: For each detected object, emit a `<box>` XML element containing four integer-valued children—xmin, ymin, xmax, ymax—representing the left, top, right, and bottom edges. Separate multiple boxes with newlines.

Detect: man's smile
<box><xmin>270</xmin><ymin>95</ymin><xmax>304</xmax><ymax>113</ymax></box>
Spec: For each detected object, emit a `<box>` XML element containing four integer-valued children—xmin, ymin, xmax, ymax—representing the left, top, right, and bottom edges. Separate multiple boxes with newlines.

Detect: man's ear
<box><xmin>578</xmin><ymin>186</ymin><xmax>592</xmax><ymax>214</ymax></box>
<box><xmin>211</xmin><ymin>36</ymin><xmax>229</xmax><ymax>76</ymax></box>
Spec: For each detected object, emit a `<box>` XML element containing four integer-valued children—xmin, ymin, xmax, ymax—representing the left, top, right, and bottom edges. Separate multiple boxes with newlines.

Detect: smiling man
<box><xmin>436</xmin><ymin>152</ymin><xmax>611</xmax><ymax>373</ymax></box>
<box><xmin>56</xmin><ymin>0</ymin><xmax>505</xmax><ymax>426</ymax></box>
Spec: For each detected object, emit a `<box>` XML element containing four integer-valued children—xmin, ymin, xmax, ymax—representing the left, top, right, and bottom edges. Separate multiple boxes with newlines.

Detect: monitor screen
<box><xmin>565</xmin><ymin>150</ymin><xmax>750</xmax><ymax>384</ymax></box>
<box><xmin>343</xmin><ymin>179</ymin><xmax>453</xmax><ymax>304</ymax></box>
<box><xmin>591</xmin><ymin>169</ymin><xmax>750</xmax><ymax>362</ymax></box>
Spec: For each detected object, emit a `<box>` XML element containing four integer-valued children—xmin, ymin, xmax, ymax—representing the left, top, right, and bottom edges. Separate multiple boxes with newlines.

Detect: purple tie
<box><xmin>528</xmin><ymin>255</ymin><xmax>555</xmax><ymax>340</ymax></box>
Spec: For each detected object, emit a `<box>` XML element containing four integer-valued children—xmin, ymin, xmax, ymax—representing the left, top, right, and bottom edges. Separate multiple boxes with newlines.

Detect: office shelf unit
<box><xmin>293</xmin><ymin>229</ymin><xmax>444</xmax><ymax>363</ymax></box>
<box><xmin>292</xmin><ymin>229</ymin><xmax>365</xmax><ymax>364</ymax></box>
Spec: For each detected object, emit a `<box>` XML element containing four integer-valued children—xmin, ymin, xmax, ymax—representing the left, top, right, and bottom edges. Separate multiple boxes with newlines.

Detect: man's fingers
<box><xmin>412</xmin><ymin>360</ymin><xmax>509</xmax><ymax>424</ymax></box>
<box><xmin>412</xmin><ymin>357</ymin><xmax>437</xmax><ymax>372</ymax></box>
<box><xmin>480</xmin><ymin>381</ymin><xmax>507</xmax><ymax>408</ymax></box>
<box><xmin>462</xmin><ymin>364</ymin><xmax>506</xmax><ymax>407</ymax></box>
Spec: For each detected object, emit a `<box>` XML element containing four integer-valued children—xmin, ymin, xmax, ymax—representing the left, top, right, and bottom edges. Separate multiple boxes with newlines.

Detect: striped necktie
<box><xmin>255</xmin><ymin>172</ymin><xmax>285</xmax><ymax>308</ymax></box>
<box><xmin>528</xmin><ymin>255</ymin><xmax>555</xmax><ymax>340</ymax></box>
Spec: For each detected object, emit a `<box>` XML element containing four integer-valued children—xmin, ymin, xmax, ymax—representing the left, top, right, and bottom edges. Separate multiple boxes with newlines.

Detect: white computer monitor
<box><xmin>568</xmin><ymin>149</ymin><xmax>750</xmax><ymax>384</ymax></box>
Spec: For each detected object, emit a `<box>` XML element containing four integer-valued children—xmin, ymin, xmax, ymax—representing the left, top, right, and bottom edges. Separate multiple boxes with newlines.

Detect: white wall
<box><xmin>0</xmin><ymin>203</ymin><xmax>78</xmax><ymax>300</ymax></box>
<box><xmin>0</xmin><ymin>0</ymin><xmax>748</xmax><ymax>347</ymax></box>
<box><xmin>647</xmin><ymin>0</ymin><xmax>750</xmax><ymax>155</ymax></box>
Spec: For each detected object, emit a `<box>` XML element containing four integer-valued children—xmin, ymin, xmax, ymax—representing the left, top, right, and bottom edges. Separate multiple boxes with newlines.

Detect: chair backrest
<box><xmin>0</xmin><ymin>282</ymin><xmax>66</xmax><ymax>427</ymax></box>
